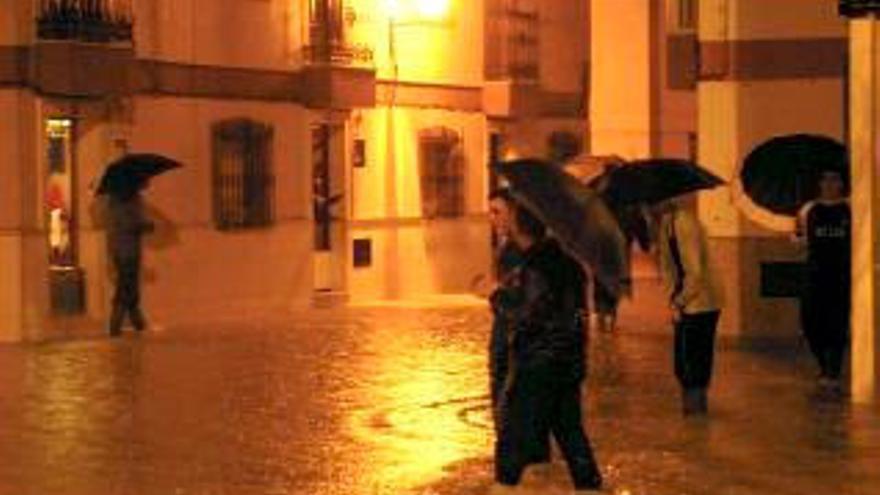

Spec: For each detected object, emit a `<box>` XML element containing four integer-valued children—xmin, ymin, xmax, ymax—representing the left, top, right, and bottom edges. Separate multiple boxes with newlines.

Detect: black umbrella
<box><xmin>493</xmin><ymin>159</ymin><xmax>629</xmax><ymax>297</ymax></box>
<box><xmin>589</xmin><ymin>158</ymin><xmax>725</xmax><ymax>206</ymax></box>
<box><xmin>96</xmin><ymin>153</ymin><xmax>182</xmax><ymax>196</ymax></box>
<box><xmin>740</xmin><ymin>134</ymin><xmax>847</xmax><ymax>216</ymax></box>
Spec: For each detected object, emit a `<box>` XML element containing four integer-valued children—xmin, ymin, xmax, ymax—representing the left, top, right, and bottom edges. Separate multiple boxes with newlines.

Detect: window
<box><xmin>671</xmin><ymin>0</ymin><xmax>697</xmax><ymax>32</ymax></box>
<box><xmin>352</xmin><ymin>139</ymin><xmax>366</xmax><ymax>168</ymax></box>
<box><xmin>679</xmin><ymin>0</ymin><xmax>697</xmax><ymax>30</ymax></box>
<box><xmin>419</xmin><ymin>127</ymin><xmax>465</xmax><ymax>219</ymax></box>
<box><xmin>37</xmin><ymin>0</ymin><xmax>133</xmax><ymax>42</ymax></box>
<box><xmin>485</xmin><ymin>0</ymin><xmax>539</xmax><ymax>81</ymax></box>
<box><xmin>547</xmin><ymin>131</ymin><xmax>583</xmax><ymax>163</ymax></box>
<box><xmin>211</xmin><ymin>119</ymin><xmax>275</xmax><ymax>230</ymax></box>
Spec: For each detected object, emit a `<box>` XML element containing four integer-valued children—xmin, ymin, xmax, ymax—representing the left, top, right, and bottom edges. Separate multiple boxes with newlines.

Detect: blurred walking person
<box><xmin>105</xmin><ymin>183</ymin><xmax>153</xmax><ymax>336</ymax></box>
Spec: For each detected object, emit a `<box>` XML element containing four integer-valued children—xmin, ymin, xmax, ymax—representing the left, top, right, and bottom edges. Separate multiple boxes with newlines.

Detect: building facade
<box><xmin>0</xmin><ymin>0</ymin><xmax>590</xmax><ymax>342</ymax></box>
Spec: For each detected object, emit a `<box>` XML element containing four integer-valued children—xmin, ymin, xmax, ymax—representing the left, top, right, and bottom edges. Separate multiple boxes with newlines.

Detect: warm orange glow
<box><xmin>414</xmin><ymin>0</ymin><xmax>450</xmax><ymax>19</ymax></box>
<box><xmin>346</xmin><ymin>313</ymin><xmax>491</xmax><ymax>489</ymax></box>
<box><xmin>385</xmin><ymin>0</ymin><xmax>451</xmax><ymax>21</ymax></box>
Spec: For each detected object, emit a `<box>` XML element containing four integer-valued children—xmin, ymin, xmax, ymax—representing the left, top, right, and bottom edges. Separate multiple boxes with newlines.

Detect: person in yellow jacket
<box><xmin>652</xmin><ymin>196</ymin><xmax>724</xmax><ymax>416</ymax></box>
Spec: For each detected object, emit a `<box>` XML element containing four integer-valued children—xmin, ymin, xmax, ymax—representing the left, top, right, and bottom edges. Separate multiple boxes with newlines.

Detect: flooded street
<box><xmin>1</xmin><ymin>283</ymin><xmax>880</xmax><ymax>495</ymax></box>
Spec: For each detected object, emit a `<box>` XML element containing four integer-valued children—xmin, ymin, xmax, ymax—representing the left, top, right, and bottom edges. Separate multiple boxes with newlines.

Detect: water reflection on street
<box><xmin>1</xmin><ymin>288</ymin><xmax>880</xmax><ymax>494</ymax></box>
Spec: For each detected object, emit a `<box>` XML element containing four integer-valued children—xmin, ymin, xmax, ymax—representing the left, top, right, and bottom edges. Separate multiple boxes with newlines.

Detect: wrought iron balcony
<box><xmin>303</xmin><ymin>40</ymin><xmax>374</xmax><ymax>66</ymax></box>
<box><xmin>36</xmin><ymin>0</ymin><xmax>133</xmax><ymax>43</ymax></box>
<box><xmin>840</xmin><ymin>0</ymin><xmax>880</xmax><ymax>17</ymax></box>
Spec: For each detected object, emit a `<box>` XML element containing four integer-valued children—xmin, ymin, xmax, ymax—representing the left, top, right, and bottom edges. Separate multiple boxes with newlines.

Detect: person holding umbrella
<box><xmin>489</xmin><ymin>202</ymin><xmax>603</xmax><ymax>494</ymax></box>
<box><xmin>473</xmin><ymin>188</ymin><xmax>553</xmax><ymax>472</ymax></box>
<box><xmin>97</xmin><ymin>153</ymin><xmax>180</xmax><ymax>337</ymax></box>
<box><xmin>651</xmin><ymin>195</ymin><xmax>723</xmax><ymax>416</ymax></box>
<box><xmin>735</xmin><ymin>135</ymin><xmax>850</xmax><ymax>390</ymax></box>
<box><xmin>589</xmin><ymin>158</ymin><xmax>724</xmax><ymax>416</ymax></box>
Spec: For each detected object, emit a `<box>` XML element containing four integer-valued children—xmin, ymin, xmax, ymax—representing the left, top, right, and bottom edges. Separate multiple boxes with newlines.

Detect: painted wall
<box><xmin>540</xmin><ymin>0</ymin><xmax>589</xmax><ymax>94</ymax></box>
<box><xmin>134</xmin><ymin>0</ymin><xmax>304</xmax><ymax>69</ymax></box>
<box><xmin>49</xmin><ymin>95</ymin><xmax>317</xmax><ymax>326</ymax></box>
<box><xmin>351</xmin><ymin>106</ymin><xmax>487</xmax><ymax>220</ymax></box>
<box><xmin>590</xmin><ymin>0</ymin><xmax>652</xmax><ymax>158</ymax></box>
<box><xmin>0</xmin><ymin>0</ymin><xmax>33</xmax><ymax>45</ymax></box>
<box><xmin>346</xmin><ymin>105</ymin><xmax>490</xmax><ymax>300</ymax></box>
<box><xmin>697</xmin><ymin>0</ymin><xmax>846</xmax><ymax>338</ymax></box>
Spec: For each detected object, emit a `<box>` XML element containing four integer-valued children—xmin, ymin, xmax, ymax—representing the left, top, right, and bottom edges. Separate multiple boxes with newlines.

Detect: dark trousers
<box><xmin>110</xmin><ymin>256</ymin><xmax>145</xmax><ymax>334</ymax></box>
<box><xmin>495</xmin><ymin>364</ymin><xmax>601</xmax><ymax>490</ymax></box>
<box><xmin>593</xmin><ymin>281</ymin><xmax>617</xmax><ymax>316</ymax></box>
<box><xmin>674</xmin><ymin>311</ymin><xmax>720</xmax><ymax>390</ymax></box>
<box><xmin>489</xmin><ymin>319</ymin><xmax>551</xmax><ymax>462</ymax></box>
<box><xmin>801</xmin><ymin>280</ymin><xmax>850</xmax><ymax>379</ymax></box>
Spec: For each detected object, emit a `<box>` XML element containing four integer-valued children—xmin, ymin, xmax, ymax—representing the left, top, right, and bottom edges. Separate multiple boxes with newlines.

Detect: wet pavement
<box><xmin>1</xmin><ymin>281</ymin><xmax>879</xmax><ymax>495</ymax></box>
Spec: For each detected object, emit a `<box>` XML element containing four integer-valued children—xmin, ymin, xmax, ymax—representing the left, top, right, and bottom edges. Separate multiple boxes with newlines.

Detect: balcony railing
<box><xmin>36</xmin><ymin>0</ymin><xmax>133</xmax><ymax>43</ymax></box>
<box><xmin>303</xmin><ymin>40</ymin><xmax>374</xmax><ymax>66</ymax></box>
<box><xmin>304</xmin><ymin>1</ymin><xmax>373</xmax><ymax>67</ymax></box>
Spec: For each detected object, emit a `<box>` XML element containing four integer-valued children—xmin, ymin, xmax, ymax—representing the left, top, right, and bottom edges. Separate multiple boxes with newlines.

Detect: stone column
<box><xmin>848</xmin><ymin>17</ymin><xmax>880</xmax><ymax>403</ymax></box>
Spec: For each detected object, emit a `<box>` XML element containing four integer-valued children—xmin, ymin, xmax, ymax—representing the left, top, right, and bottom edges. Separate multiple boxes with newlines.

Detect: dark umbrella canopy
<box><xmin>589</xmin><ymin>158</ymin><xmax>724</xmax><ymax>206</ymax></box>
<box><xmin>96</xmin><ymin>153</ymin><xmax>182</xmax><ymax>196</ymax></box>
<box><xmin>740</xmin><ymin>134</ymin><xmax>847</xmax><ymax>216</ymax></box>
<box><xmin>493</xmin><ymin>159</ymin><xmax>628</xmax><ymax>297</ymax></box>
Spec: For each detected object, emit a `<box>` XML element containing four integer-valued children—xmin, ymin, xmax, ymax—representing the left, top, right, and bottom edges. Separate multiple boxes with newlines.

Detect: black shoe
<box><xmin>130</xmin><ymin>308</ymin><xmax>147</xmax><ymax>331</ymax></box>
<box><xmin>574</xmin><ymin>472</ymin><xmax>603</xmax><ymax>491</ymax></box>
<box><xmin>683</xmin><ymin>388</ymin><xmax>708</xmax><ymax>416</ymax></box>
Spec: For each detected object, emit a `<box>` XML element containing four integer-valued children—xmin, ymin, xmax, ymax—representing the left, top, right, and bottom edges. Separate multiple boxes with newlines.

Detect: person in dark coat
<box><xmin>490</xmin><ymin>204</ymin><xmax>602</xmax><ymax>494</ymax></box>
<box><xmin>106</xmin><ymin>184</ymin><xmax>153</xmax><ymax>336</ymax></box>
<box><xmin>796</xmin><ymin>168</ymin><xmax>851</xmax><ymax>386</ymax></box>
<box><xmin>486</xmin><ymin>189</ymin><xmax>526</xmax><ymax>407</ymax></box>
<box><xmin>477</xmin><ymin>188</ymin><xmax>552</xmax><ymax>468</ymax></box>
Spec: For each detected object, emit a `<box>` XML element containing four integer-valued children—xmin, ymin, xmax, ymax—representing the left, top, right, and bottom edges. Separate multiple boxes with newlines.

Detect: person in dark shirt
<box><xmin>796</xmin><ymin>168</ymin><xmax>851</xmax><ymax>385</ymax></box>
<box><xmin>490</xmin><ymin>203</ymin><xmax>602</xmax><ymax>494</ymax></box>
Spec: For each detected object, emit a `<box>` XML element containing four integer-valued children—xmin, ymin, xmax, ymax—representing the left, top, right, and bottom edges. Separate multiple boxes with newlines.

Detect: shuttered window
<box><xmin>211</xmin><ymin>119</ymin><xmax>275</xmax><ymax>230</ymax></box>
<box><xmin>419</xmin><ymin>128</ymin><xmax>465</xmax><ymax>219</ymax></box>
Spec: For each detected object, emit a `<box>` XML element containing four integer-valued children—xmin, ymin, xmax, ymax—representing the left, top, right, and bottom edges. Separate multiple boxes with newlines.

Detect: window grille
<box><xmin>419</xmin><ymin>128</ymin><xmax>465</xmax><ymax>219</ymax></box>
<box><xmin>211</xmin><ymin>119</ymin><xmax>275</xmax><ymax>230</ymax></box>
<box><xmin>677</xmin><ymin>0</ymin><xmax>697</xmax><ymax>31</ymax></box>
<box><xmin>37</xmin><ymin>0</ymin><xmax>134</xmax><ymax>42</ymax></box>
<box><xmin>485</xmin><ymin>0</ymin><xmax>539</xmax><ymax>81</ymax></box>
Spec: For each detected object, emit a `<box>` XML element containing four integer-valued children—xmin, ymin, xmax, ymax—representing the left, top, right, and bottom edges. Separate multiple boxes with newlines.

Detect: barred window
<box><xmin>419</xmin><ymin>127</ymin><xmax>465</xmax><ymax>219</ymax></box>
<box><xmin>485</xmin><ymin>0</ymin><xmax>539</xmax><ymax>81</ymax></box>
<box><xmin>677</xmin><ymin>0</ymin><xmax>697</xmax><ymax>31</ymax></box>
<box><xmin>211</xmin><ymin>119</ymin><xmax>275</xmax><ymax>230</ymax></box>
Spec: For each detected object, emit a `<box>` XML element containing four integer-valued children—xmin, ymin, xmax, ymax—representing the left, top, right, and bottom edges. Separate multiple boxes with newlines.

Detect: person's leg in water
<box><xmin>110</xmin><ymin>257</ymin><xmax>133</xmax><ymax>336</ymax></box>
<box><xmin>674</xmin><ymin>311</ymin><xmax>719</xmax><ymax>415</ymax></box>
<box><xmin>593</xmin><ymin>282</ymin><xmax>617</xmax><ymax>333</ymax></box>
<box><xmin>548</xmin><ymin>376</ymin><xmax>602</xmax><ymax>490</ymax></box>
<box><xmin>110</xmin><ymin>256</ymin><xmax>146</xmax><ymax>335</ymax></box>
<box><xmin>800</xmin><ymin>285</ymin><xmax>828</xmax><ymax>378</ymax></box>
<box><xmin>127</xmin><ymin>256</ymin><xmax>146</xmax><ymax>331</ymax></box>
<box><xmin>494</xmin><ymin>365</ymin><xmax>555</xmax><ymax>488</ymax></box>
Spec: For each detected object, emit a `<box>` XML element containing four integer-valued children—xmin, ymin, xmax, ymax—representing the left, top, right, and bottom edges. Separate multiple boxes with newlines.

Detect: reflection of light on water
<box><xmin>347</xmin><ymin>319</ymin><xmax>492</xmax><ymax>491</ymax></box>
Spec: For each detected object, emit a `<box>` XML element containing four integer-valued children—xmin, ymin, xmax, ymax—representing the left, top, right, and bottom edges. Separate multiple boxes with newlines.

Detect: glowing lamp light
<box><xmin>415</xmin><ymin>0</ymin><xmax>450</xmax><ymax>19</ymax></box>
<box><xmin>386</xmin><ymin>0</ymin><xmax>451</xmax><ymax>20</ymax></box>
